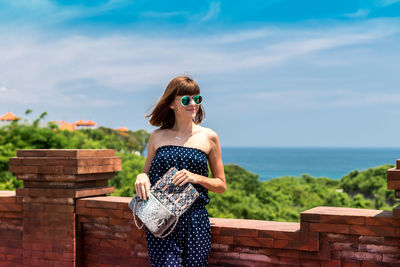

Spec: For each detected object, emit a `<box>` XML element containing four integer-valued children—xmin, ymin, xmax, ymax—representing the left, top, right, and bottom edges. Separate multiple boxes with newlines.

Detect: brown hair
<box><xmin>146</xmin><ymin>76</ymin><xmax>205</xmax><ymax>129</ymax></box>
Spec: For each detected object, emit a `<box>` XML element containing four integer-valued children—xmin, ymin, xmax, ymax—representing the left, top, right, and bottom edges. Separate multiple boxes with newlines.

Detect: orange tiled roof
<box><xmin>60</xmin><ymin>121</ymin><xmax>75</xmax><ymax>131</ymax></box>
<box><xmin>73</xmin><ymin>119</ymin><xmax>96</xmax><ymax>126</ymax></box>
<box><xmin>73</xmin><ymin>119</ymin><xmax>88</xmax><ymax>126</ymax></box>
<box><xmin>52</xmin><ymin>121</ymin><xmax>75</xmax><ymax>131</ymax></box>
<box><xmin>0</xmin><ymin>112</ymin><xmax>21</xmax><ymax>121</ymax></box>
<box><xmin>117</xmin><ymin>126</ymin><xmax>129</xmax><ymax>132</ymax></box>
<box><xmin>87</xmin><ymin>120</ymin><xmax>97</xmax><ymax>126</ymax></box>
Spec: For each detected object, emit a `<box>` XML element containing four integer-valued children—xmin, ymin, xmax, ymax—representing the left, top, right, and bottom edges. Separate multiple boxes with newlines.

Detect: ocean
<box><xmin>221</xmin><ymin>147</ymin><xmax>400</xmax><ymax>181</ymax></box>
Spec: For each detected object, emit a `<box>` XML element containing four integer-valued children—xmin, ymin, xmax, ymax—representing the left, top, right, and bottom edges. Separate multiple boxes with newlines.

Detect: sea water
<box><xmin>221</xmin><ymin>147</ymin><xmax>400</xmax><ymax>181</ymax></box>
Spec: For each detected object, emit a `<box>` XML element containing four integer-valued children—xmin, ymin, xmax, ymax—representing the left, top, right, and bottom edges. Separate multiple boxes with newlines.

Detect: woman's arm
<box><xmin>197</xmin><ymin>130</ymin><xmax>226</xmax><ymax>194</ymax></box>
<box><xmin>142</xmin><ymin>130</ymin><xmax>158</xmax><ymax>175</ymax></box>
<box><xmin>172</xmin><ymin>130</ymin><xmax>226</xmax><ymax>194</ymax></box>
<box><xmin>135</xmin><ymin>130</ymin><xmax>159</xmax><ymax>200</ymax></box>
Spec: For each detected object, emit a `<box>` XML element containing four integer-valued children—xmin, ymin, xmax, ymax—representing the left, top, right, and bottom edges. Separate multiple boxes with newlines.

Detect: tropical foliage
<box><xmin>206</xmin><ymin>163</ymin><xmax>396</xmax><ymax>222</ymax></box>
<box><xmin>0</xmin><ymin>110</ymin><xmax>397</xmax><ymax>222</ymax></box>
<box><xmin>0</xmin><ymin>110</ymin><xmax>150</xmax><ymax>190</ymax></box>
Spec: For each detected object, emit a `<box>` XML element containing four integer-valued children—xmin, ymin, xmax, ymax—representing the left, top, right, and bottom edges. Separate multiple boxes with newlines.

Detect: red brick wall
<box><xmin>1</xmin><ymin>149</ymin><xmax>400</xmax><ymax>267</ymax></box>
<box><xmin>4</xmin><ymin>190</ymin><xmax>400</xmax><ymax>266</ymax></box>
<box><xmin>5</xmin><ymin>149</ymin><xmax>119</xmax><ymax>267</ymax></box>
<box><xmin>0</xmin><ymin>191</ymin><xmax>23</xmax><ymax>266</ymax></box>
<box><xmin>76</xmin><ymin>196</ymin><xmax>148</xmax><ymax>266</ymax></box>
<box><xmin>75</xmin><ymin>197</ymin><xmax>400</xmax><ymax>267</ymax></box>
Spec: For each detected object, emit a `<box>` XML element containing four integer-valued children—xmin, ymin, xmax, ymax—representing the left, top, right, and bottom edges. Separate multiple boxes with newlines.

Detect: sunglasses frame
<box><xmin>179</xmin><ymin>94</ymin><xmax>202</xmax><ymax>106</ymax></box>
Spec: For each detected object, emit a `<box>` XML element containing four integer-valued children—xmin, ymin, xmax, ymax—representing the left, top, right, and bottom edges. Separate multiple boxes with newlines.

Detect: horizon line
<box><xmin>221</xmin><ymin>146</ymin><xmax>400</xmax><ymax>149</ymax></box>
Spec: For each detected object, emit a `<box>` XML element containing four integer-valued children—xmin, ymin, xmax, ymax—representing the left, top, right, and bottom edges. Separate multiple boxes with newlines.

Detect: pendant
<box><xmin>175</xmin><ymin>136</ymin><xmax>182</xmax><ymax>140</ymax></box>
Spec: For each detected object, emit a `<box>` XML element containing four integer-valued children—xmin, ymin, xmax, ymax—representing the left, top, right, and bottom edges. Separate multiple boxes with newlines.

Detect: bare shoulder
<box><xmin>153</xmin><ymin>128</ymin><xmax>172</xmax><ymax>138</ymax></box>
<box><xmin>201</xmin><ymin>126</ymin><xmax>218</xmax><ymax>136</ymax></box>
<box><xmin>152</xmin><ymin>128</ymin><xmax>164</xmax><ymax>137</ymax></box>
<box><xmin>149</xmin><ymin>128</ymin><xmax>168</xmax><ymax>149</ymax></box>
<box><xmin>197</xmin><ymin>125</ymin><xmax>219</xmax><ymax>144</ymax></box>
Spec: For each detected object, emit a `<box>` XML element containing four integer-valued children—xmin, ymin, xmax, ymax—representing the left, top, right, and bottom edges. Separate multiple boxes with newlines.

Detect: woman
<box><xmin>134</xmin><ymin>76</ymin><xmax>226</xmax><ymax>267</ymax></box>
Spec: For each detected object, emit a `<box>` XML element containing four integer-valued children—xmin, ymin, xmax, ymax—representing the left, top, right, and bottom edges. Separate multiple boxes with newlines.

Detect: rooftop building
<box><xmin>0</xmin><ymin>111</ymin><xmax>21</xmax><ymax>121</ymax></box>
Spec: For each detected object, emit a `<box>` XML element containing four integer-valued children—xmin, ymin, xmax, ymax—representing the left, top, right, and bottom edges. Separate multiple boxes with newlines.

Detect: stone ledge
<box><xmin>302</xmin><ymin>206</ymin><xmax>385</xmax><ymax>217</ymax></box>
<box><xmin>16</xmin><ymin>149</ymin><xmax>115</xmax><ymax>158</ymax></box>
<box><xmin>0</xmin><ymin>190</ymin><xmax>16</xmax><ymax>197</ymax></box>
<box><xmin>15</xmin><ymin>186</ymin><xmax>114</xmax><ymax>198</ymax></box>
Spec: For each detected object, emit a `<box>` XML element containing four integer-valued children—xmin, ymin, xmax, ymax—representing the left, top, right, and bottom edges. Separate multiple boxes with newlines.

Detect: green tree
<box><xmin>1</xmin><ymin>110</ymin><xmax>399</xmax><ymax>222</ymax></box>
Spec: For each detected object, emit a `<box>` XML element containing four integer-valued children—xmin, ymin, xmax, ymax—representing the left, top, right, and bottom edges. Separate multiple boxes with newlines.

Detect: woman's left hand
<box><xmin>172</xmin><ymin>169</ymin><xmax>199</xmax><ymax>186</ymax></box>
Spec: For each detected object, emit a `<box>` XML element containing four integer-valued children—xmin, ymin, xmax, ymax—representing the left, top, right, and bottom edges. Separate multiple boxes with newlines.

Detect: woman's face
<box><xmin>169</xmin><ymin>94</ymin><xmax>199</xmax><ymax>120</ymax></box>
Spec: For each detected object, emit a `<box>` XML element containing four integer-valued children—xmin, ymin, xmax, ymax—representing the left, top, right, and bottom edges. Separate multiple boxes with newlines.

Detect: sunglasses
<box><xmin>179</xmin><ymin>95</ymin><xmax>202</xmax><ymax>106</ymax></box>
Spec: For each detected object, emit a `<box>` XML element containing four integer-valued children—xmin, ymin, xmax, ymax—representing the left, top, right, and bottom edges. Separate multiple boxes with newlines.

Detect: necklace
<box><xmin>174</xmin><ymin>127</ymin><xmax>193</xmax><ymax>141</ymax></box>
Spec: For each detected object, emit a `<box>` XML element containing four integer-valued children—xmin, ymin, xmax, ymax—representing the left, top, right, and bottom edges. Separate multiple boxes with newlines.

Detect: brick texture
<box><xmin>73</xmin><ymin>196</ymin><xmax>400</xmax><ymax>267</ymax></box>
<box><xmin>0</xmin><ymin>191</ymin><xmax>23</xmax><ymax>266</ymax></box>
<box><xmin>4</xmin><ymin>149</ymin><xmax>121</xmax><ymax>267</ymax></box>
<box><xmin>1</xmin><ymin>149</ymin><xmax>400</xmax><ymax>266</ymax></box>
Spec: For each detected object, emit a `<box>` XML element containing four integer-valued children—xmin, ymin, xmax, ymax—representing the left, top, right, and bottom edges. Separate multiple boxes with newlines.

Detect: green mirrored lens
<box><xmin>181</xmin><ymin>96</ymin><xmax>190</xmax><ymax>106</ymax></box>
<box><xmin>194</xmin><ymin>95</ymin><xmax>202</xmax><ymax>104</ymax></box>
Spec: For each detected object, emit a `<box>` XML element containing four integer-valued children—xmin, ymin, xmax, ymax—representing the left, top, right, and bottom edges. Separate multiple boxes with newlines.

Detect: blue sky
<box><xmin>0</xmin><ymin>0</ymin><xmax>400</xmax><ymax>147</ymax></box>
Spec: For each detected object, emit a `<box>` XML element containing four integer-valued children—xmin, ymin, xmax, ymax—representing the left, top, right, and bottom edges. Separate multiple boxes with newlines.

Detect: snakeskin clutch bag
<box><xmin>152</xmin><ymin>167</ymin><xmax>200</xmax><ymax>217</ymax></box>
<box><xmin>129</xmin><ymin>167</ymin><xmax>200</xmax><ymax>238</ymax></box>
<box><xmin>129</xmin><ymin>192</ymin><xmax>177</xmax><ymax>237</ymax></box>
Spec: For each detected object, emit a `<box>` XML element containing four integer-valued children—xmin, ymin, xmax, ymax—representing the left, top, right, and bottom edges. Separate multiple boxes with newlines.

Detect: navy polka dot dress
<box><xmin>145</xmin><ymin>145</ymin><xmax>212</xmax><ymax>267</ymax></box>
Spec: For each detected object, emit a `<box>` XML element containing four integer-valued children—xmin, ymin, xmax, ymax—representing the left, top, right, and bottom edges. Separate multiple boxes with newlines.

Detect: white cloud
<box><xmin>244</xmin><ymin>90</ymin><xmax>400</xmax><ymax>111</ymax></box>
<box><xmin>0</xmin><ymin>0</ymin><xmax>130</xmax><ymax>26</ymax></box>
<box><xmin>201</xmin><ymin>1</ymin><xmax>221</xmax><ymax>22</ymax></box>
<box><xmin>380</xmin><ymin>0</ymin><xmax>400</xmax><ymax>6</ymax></box>
<box><xmin>0</xmin><ymin>18</ymin><xmax>399</xmax><ymax>109</ymax></box>
<box><xmin>207</xmin><ymin>29</ymin><xmax>271</xmax><ymax>44</ymax></box>
<box><xmin>0</xmin><ymin>86</ymin><xmax>7</xmax><ymax>92</ymax></box>
<box><xmin>140</xmin><ymin>11</ymin><xmax>188</xmax><ymax>19</ymax></box>
<box><xmin>344</xmin><ymin>9</ymin><xmax>370</xmax><ymax>19</ymax></box>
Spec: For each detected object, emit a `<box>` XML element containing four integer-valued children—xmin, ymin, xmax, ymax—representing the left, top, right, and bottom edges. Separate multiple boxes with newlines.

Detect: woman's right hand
<box><xmin>135</xmin><ymin>173</ymin><xmax>151</xmax><ymax>201</ymax></box>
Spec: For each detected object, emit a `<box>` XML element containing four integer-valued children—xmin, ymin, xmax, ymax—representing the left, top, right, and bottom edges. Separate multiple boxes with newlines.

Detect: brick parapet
<box><xmin>4</xmin><ymin>149</ymin><xmax>121</xmax><ymax>267</ymax></box>
<box><xmin>75</xmin><ymin>196</ymin><xmax>400</xmax><ymax>266</ymax></box>
<box><xmin>1</xmin><ymin>149</ymin><xmax>400</xmax><ymax>266</ymax></box>
<box><xmin>386</xmin><ymin>166</ymin><xmax>400</xmax><ymax>219</ymax></box>
<box><xmin>76</xmin><ymin>196</ymin><xmax>148</xmax><ymax>266</ymax></box>
<box><xmin>0</xmin><ymin>190</ymin><xmax>23</xmax><ymax>266</ymax></box>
